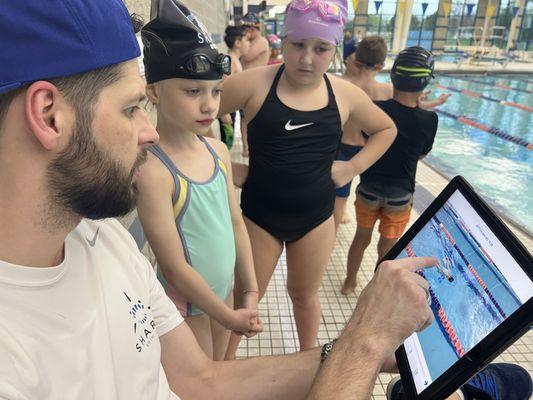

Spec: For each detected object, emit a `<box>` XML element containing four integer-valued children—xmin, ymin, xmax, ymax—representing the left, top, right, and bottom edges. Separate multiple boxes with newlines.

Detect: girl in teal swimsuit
<box><xmin>135</xmin><ymin>1</ymin><xmax>262</xmax><ymax>360</ymax></box>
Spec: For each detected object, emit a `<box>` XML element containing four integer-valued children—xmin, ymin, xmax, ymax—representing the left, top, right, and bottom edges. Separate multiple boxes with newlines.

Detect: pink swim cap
<box><xmin>284</xmin><ymin>0</ymin><xmax>348</xmax><ymax>45</ymax></box>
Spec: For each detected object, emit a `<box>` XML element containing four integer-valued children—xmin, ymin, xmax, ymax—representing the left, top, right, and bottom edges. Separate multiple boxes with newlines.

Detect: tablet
<box><xmin>384</xmin><ymin>176</ymin><xmax>533</xmax><ymax>400</ymax></box>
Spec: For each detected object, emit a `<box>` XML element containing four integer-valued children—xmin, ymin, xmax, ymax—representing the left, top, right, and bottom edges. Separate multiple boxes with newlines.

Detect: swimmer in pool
<box><xmin>437</xmin><ymin>256</ymin><xmax>454</xmax><ymax>282</ymax></box>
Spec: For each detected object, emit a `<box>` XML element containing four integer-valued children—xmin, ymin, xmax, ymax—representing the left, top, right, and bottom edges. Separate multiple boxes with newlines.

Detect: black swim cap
<box><xmin>391</xmin><ymin>46</ymin><xmax>435</xmax><ymax>92</ymax></box>
<box><xmin>142</xmin><ymin>0</ymin><xmax>228</xmax><ymax>82</ymax></box>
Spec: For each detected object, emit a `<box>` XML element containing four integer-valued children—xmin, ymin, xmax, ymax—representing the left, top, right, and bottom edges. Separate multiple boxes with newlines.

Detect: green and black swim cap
<box><xmin>141</xmin><ymin>0</ymin><xmax>230</xmax><ymax>83</ymax></box>
<box><xmin>390</xmin><ymin>46</ymin><xmax>435</xmax><ymax>92</ymax></box>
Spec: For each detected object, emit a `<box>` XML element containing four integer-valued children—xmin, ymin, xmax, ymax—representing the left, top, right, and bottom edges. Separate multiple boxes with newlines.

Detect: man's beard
<box><xmin>47</xmin><ymin>113</ymin><xmax>147</xmax><ymax>221</ymax></box>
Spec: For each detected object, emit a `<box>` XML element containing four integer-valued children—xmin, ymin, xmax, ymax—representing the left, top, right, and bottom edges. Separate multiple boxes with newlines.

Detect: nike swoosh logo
<box><xmin>285</xmin><ymin>120</ymin><xmax>315</xmax><ymax>131</ymax></box>
<box><xmin>86</xmin><ymin>227</ymin><xmax>100</xmax><ymax>247</ymax></box>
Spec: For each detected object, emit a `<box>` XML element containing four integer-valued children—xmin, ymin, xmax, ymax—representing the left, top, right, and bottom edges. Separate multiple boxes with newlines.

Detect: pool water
<box><xmin>378</xmin><ymin>73</ymin><xmax>533</xmax><ymax>235</ymax></box>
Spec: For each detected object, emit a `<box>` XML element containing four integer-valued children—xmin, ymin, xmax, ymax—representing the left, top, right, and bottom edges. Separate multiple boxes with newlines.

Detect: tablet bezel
<box><xmin>382</xmin><ymin>175</ymin><xmax>533</xmax><ymax>400</ymax></box>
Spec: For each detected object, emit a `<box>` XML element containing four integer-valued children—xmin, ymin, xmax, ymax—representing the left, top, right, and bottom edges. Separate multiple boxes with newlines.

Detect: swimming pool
<box><xmin>378</xmin><ymin>73</ymin><xmax>533</xmax><ymax>235</ymax></box>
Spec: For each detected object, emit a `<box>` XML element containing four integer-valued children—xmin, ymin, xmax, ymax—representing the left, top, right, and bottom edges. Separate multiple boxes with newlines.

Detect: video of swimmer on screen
<box><xmin>397</xmin><ymin>190</ymin><xmax>533</xmax><ymax>394</ymax></box>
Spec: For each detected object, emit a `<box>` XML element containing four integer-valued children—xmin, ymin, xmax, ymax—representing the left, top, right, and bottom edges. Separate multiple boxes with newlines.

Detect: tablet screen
<box><xmin>397</xmin><ymin>190</ymin><xmax>533</xmax><ymax>395</ymax></box>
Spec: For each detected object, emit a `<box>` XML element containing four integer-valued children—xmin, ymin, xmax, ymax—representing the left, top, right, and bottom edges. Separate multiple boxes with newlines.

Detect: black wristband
<box><xmin>320</xmin><ymin>339</ymin><xmax>338</xmax><ymax>365</ymax></box>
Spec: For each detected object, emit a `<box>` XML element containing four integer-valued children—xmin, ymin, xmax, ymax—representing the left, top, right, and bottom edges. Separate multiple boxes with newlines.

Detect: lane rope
<box><xmin>434</xmin><ymin>82</ymin><xmax>533</xmax><ymax>112</ymax></box>
<box><xmin>440</xmin><ymin>74</ymin><xmax>532</xmax><ymax>95</ymax></box>
<box><xmin>435</xmin><ymin>109</ymin><xmax>533</xmax><ymax>150</ymax></box>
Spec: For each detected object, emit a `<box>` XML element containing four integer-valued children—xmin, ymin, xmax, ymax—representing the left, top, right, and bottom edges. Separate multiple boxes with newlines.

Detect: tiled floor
<box><xmin>230</xmin><ymin>134</ymin><xmax>533</xmax><ymax>399</ymax></box>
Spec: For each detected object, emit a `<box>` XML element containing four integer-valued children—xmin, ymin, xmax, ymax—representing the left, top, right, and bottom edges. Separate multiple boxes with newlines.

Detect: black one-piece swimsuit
<box><xmin>241</xmin><ymin>65</ymin><xmax>343</xmax><ymax>242</ymax></box>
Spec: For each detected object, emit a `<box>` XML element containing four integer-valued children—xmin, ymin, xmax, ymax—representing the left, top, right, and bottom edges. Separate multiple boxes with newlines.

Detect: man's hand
<box><xmin>347</xmin><ymin>257</ymin><xmax>437</xmax><ymax>359</ymax></box>
<box><xmin>331</xmin><ymin>160</ymin><xmax>356</xmax><ymax>188</ymax></box>
<box><xmin>381</xmin><ymin>353</ymin><xmax>399</xmax><ymax>373</ymax></box>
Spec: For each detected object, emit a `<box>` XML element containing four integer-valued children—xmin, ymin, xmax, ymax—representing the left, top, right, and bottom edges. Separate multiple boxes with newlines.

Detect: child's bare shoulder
<box><xmin>373</xmin><ymin>81</ymin><xmax>393</xmax><ymax>100</ymax></box>
<box><xmin>328</xmin><ymin>73</ymin><xmax>365</xmax><ymax>98</ymax></box>
<box><xmin>204</xmin><ymin>137</ymin><xmax>230</xmax><ymax>162</ymax></box>
<box><xmin>137</xmin><ymin>151</ymin><xmax>174</xmax><ymax>191</ymax></box>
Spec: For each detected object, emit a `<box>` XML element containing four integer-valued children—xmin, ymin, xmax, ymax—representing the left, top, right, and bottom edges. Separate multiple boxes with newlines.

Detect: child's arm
<box><xmin>332</xmin><ymin>80</ymin><xmax>397</xmax><ymax>187</ymax></box>
<box><xmin>231</xmin><ymin>162</ymin><xmax>249</xmax><ymax>188</ymax></box>
<box><xmin>136</xmin><ymin>157</ymin><xmax>260</xmax><ymax>335</ymax></box>
<box><xmin>218</xmin><ymin>68</ymin><xmax>256</xmax><ymax>117</ymax></box>
<box><xmin>207</xmin><ymin>138</ymin><xmax>262</xmax><ymax>337</ymax></box>
<box><xmin>418</xmin><ymin>91</ymin><xmax>451</xmax><ymax>110</ymax></box>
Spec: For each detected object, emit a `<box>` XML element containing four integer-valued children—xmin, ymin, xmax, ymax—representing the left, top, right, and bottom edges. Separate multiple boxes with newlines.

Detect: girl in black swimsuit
<box><xmin>220</xmin><ymin>0</ymin><xmax>397</xmax><ymax>357</ymax></box>
<box><xmin>241</xmin><ymin>64</ymin><xmax>342</xmax><ymax>242</ymax></box>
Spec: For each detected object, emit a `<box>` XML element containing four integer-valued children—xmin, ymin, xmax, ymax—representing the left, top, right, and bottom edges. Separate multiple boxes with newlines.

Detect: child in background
<box><xmin>136</xmin><ymin>1</ymin><xmax>262</xmax><ymax>360</ymax></box>
<box><xmin>225</xmin><ymin>25</ymin><xmax>250</xmax><ymax>75</ymax></box>
<box><xmin>267</xmin><ymin>34</ymin><xmax>283</xmax><ymax>65</ymax></box>
<box><xmin>341</xmin><ymin>46</ymin><xmax>440</xmax><ymax>295</ymax></box>
<box><xmin>334</xmin><ymin>36</ymin><xmax>392</xmax><ymax>228</ymax></box>
<box><xmin>218</xmin><ymin>25</ymin><xmax>251</xmax><ymax>149</ymax></box>
<box><xmin>334</xmin><ymin>36</ymin><xmax>451</xmax><ymax>230</ymax></box>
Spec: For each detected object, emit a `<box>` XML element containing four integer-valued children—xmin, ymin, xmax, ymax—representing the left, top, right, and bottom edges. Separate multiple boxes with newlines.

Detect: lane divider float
<box><xmin>435</xmin><ymin>109</ymin><xmax>533</xmax><ymax>150</ymax></box>
<box><xmin>440</xmin><ymin>74</ymin><xmax>532</xmax><ymax>95</ymax></box>
<box><xmin>434</xmin><ymin>82</ymin><xmax>532</xmax><ymax>112</ymax></box>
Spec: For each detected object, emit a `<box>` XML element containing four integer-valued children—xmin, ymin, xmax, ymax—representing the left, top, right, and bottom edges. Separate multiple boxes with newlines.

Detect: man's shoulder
<box><xmin>78</xmin><ymin>218</ymin><xmax>131</xmax><ymax>240</ymax></box>
<box><xmin>76</xmin><ymin>218</ymin><xmax>143</xmax><ymax>260</ymax></box>
<box><xmin>77</xmin><ymin>218</ymin><xmax>158</xmax><ymax>289</ymax></box>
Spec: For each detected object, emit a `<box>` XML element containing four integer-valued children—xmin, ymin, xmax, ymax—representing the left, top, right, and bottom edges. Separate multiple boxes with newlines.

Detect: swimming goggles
<box><xmin>177</xmin><ymin>53</ymin><xmax>231</xmax><ymax>76</ymax></box>
<box><xmin>288</xmin><ymin>0</ymin><xmax>345</xmax><ymax>23</ymax></box>
<box><xmin>354</xmin><ymin>59</ymin><xmax>381</xmax><ymax>68</ymax></box>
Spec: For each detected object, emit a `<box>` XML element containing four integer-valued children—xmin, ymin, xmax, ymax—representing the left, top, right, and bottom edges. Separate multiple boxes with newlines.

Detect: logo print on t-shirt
<box><xmin>285</xmin><ymin>120</ymin><xmax>315</xmax><ymax>131</ymax></box>
<box><xmin>86</xmin><ymin>227</ymin><xmax>100</xmax><ymax>247</ymax></box>
<box><xmin>124</xmin><ymin>291</ymin><xmax>156</xmax><ymax>353</ymax></box>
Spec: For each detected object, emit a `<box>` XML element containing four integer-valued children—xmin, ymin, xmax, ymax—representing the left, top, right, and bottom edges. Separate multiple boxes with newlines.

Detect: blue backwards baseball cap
<box><xmin>0</xmin><ymin>0</ymin><xmax>140</xmax><ymax>94</ymax></box>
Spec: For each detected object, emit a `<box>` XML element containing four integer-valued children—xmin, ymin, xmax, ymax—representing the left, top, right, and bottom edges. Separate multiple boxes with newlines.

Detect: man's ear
<box><xmin>146</xmin><ymin>83</ymin><xmax>159</xmax><ymax>105</ymax></box>
<box><xmin>25</xmin><ymin>81</ymin><xmax>69</xmax><ymax>151</ymax></box>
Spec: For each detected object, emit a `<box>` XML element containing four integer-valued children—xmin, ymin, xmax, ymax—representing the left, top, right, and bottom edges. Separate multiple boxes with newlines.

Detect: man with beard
<box><xmin>1</xmin><ymin>1</ymin><xmax>528</xmax><ymax>400</ymax></box>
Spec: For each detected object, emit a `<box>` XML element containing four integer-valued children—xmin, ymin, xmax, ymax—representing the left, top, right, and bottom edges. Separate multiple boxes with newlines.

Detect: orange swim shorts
<box><xmin>355</xmin><ymin>185</ymin><xmax>413</xmax><ymax>239</ymax></box>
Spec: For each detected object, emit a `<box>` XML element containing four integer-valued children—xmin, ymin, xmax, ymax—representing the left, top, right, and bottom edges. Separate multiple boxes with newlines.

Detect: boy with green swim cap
<box><xmin>342</xmin><ymin>46</ymin><xmax>439</xmax><ymax>294</ymax></box>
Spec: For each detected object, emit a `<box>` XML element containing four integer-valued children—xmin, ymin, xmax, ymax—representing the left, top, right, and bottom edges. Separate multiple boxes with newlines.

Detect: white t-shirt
<box><xmin>0</xmin><ymin>219</ymin><xmax>183</xmax><ymax>399</ymax></box>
